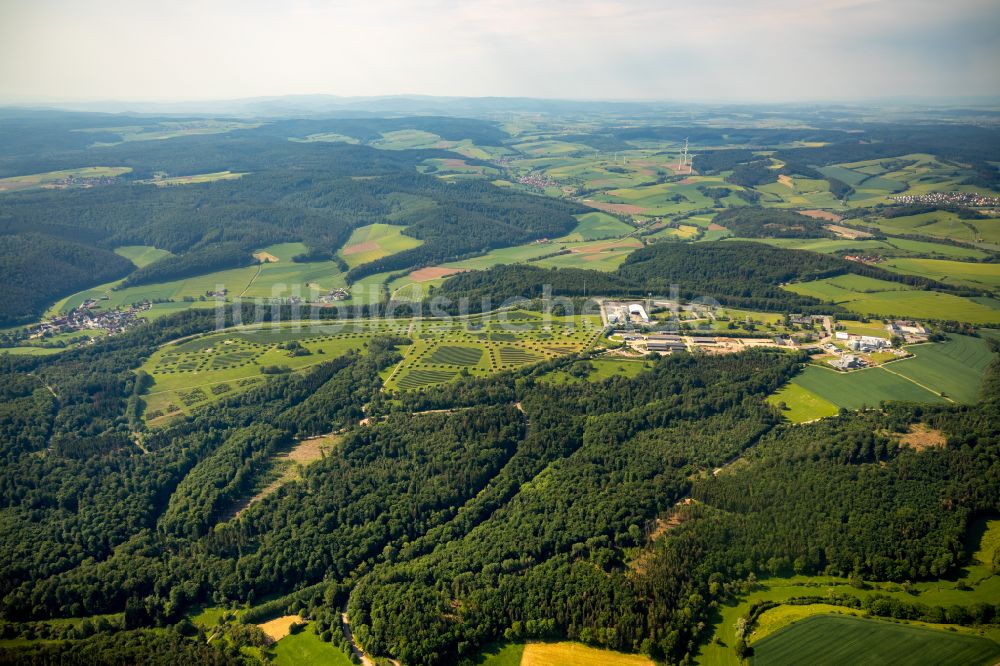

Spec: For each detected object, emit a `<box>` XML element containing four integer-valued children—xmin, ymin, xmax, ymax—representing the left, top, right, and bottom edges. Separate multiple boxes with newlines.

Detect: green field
<box><xmin>882</xmin><ymin>258</ymin><xmax>1000</xmax><ymax>292</ymax></box>
<box><xmin>557</xmin><ymin>212</ymin><xmax>634</xmax><ymax>241</ymax></box>
<box><xmin>270</xmin><ymin>628</ymin><xmax>354</xmax><ymax>666</ymax></box>
<box><xmin>790</xmin><ymin>364</ymin><xmax>946</xmax><ymax>410</ymax></box>
<box><xmin>114</xmin><ymin>245</ymin><xmax>175</xmax><ymax>268</ymax></box>
<box><xmin>767</xmin><ymin>382</ymin><xmax>840</xmax><ymax>423</ymax></box>
<box><xmin>539</xmin><ymin>358</ymin><xmax>651</xmax><ymax>385</ymax></box>
<box><xmin>774</xmin><ymin>335</ymin><xmax>992</xmax><ymax>416</ymax></box>
<box><xmin>749</xmin><ymin>614</ymin><xmax>1000</xmax><ymax>666</ymax></box>
<box><xmin>338</xmin><ymin>223</ymin><xmax>423</xmax><ymax>268</ymax></box>
<box><xmin>785</xmin><ymin>275</ymin><xmax>1000</xmax><ymax>324</ymax></box>
<box><xmin>141</xmin><ymin>321</ymin><xmax>406</xmax><ymax>423</ymax></box>
<box><xmin>383</xmin><ymin>313</ymin><xmax>603</xmax><ymax>391</ymax></box>
<box><xmin>887</xmin><ymin>335</ymin><xmax>994</xmax><ymax>403</ymax></box>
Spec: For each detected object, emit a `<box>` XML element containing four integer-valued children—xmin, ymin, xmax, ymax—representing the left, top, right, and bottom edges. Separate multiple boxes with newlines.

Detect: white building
<box><xmin>628</xmin><ymin>303</ymin><xmax>649</xmax><ymax>323</ymax></box>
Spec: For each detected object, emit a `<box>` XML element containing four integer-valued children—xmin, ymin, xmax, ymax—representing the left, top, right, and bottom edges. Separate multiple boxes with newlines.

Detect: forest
<box><xmin>0</xmin><ymin>297</ymin><xmax>996</xmax><ymax>665</ymax></box>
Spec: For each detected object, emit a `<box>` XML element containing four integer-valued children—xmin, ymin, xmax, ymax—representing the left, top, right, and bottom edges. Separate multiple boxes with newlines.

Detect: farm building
<box><xmin>691</xmin><ymin>337</ymin><xmax>718</xmax><ymax>346</ymax></box>
<box><xmin>835</xmin><ymin>331</ymin><xmax>850</xmax><ymax>341</ymax></box>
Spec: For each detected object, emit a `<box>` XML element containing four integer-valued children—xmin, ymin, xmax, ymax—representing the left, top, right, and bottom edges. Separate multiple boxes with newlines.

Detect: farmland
<box><xmin>749</xmin><ymin>615</ymin><xmax>1000</xmax><ymax>666</ymax></box>
<box><xmin>144</xmin><ymin>170</ymin><xmax>247</xmax><ymax>186</ymax></box>
<box><xmin>785</xmin><ymin>275</ymin><xmax>1000</xmax><ymax>324</ymax></box>
<box><xmin>0</xmin><ymin>166</ymin><xmax>131</xmax><ymax>191</ymax></box>
<box><xmin>338</xmin><ymin>223</ymin><xmax>423</xmax><ymax>268</ymax></box>
<box><xmin>556</xmin><ymin>211</ymin><xmax>635</xmax><ymax>241</ymax></box>
<box><xmin>480</xmin><ymin>641</ymin><xmax>654</xmax><ymax>666</ymax></box>
<box><xmin>881</xmin><ymin>258</ymin><xmax>1000</xmax><ymax>292</ymax></box>
<box><xmin>769</xmin><ymin>335</ymin><xmax>991</xmax><ymax>420</ymax></box>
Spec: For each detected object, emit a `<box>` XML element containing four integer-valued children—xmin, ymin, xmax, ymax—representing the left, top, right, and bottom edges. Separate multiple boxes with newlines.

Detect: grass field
<box><xmin>887</xmin><ymin>335</ymin><xmax>994</xmax><ymax>403</ymax></box>
<box><xmin>557</xmin><ymin>212</ymin><xmax>634</xmax><ymax>241</ymax></box>
<box><xmin>769</xmin><ymin>335</ymin><xmax>991</xmax><ymax>421</ymax></box>
<box><xmin>338</xmin><ymin>223</ymin><xmax>423</xmax><ymax>268</ymax></box>
<box><xmin>270</xmin><ymin>627</ymin><xmax>353</xmax><ymax>666</ymax></box>
<box><xmin>881</xmin><ymin>258</ymin><xmax>1000</xmax><ymax>292</ymax></box>
<box><xmin>749</xmin><ymin>615</ymin><xmax>1000</xmax><ymax>666</ymax></box>
<box><xmin>767</xmin><ymin>382</ymin><xmax>840</xmax><ymax>423</ymax></box>
<box><xmin>114</xmin><ymin>245</ymin><xmax>174</xmax><ymax>268</ymax></box>
<box><xmin>785</xmin><ymin>275</ymin><xmax>1000</xmax><ymax>324</ymax></box>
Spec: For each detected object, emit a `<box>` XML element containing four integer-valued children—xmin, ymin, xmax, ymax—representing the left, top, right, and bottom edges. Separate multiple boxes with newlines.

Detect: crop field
<box><xmin>887</xmin><ymin>335</ymin><xmax>993</xmax><ymax>403</ymax></box>
<box><xmin>749</xmin><ymin>615</ymin><xmax>1000</xmax><ymax>666</ymax></box>
<box><xmin>785</xmin><ymin>275</ymin><xmax>1000</xmax><ymax>324</ymax></box>
<box><xmin>790</xmin><ymin>363</ymin><xmax>948</xmax><ymax>410</ymax></box>
<box><xmin>756</xmin><ymin>176</ymin><xmax>841</xmax><ymax>209</ymax></box>
<box><xmin>557</xmin><ymin>211</ymin><xmax>634</xmax><ymax>241</ymax></box>
<box><xmin>531</xmin><ymin>238</ymin><xmax>644</xmax><ymax>272</ymax></box>
<box><xmin>859</xmin><ymin>210</ymin><xmax>1000</xmax><ymax>248</ymax></box>
<box><xmin>881</xmin><ymin>258</ymin><xmax>1000</xmax><ymax>292</ymax></box>
<box><xmin>338</xmin><ymin>223</ymin><xmax>423</xmax><ymax>268</ymax></box>
<box><xmin>513</xmin><ymin>642</ymin><xmax>653</xmax><ymax>666</ymax></box>
<box><xmin>372</xmin><ymin>129</ymin><xmax>445</xmax><ymax>150</ymax></box>
<box><xmin>0</xmin><ymin>166</ymin><xmax>132</xmax><ymax>191</ymax></box>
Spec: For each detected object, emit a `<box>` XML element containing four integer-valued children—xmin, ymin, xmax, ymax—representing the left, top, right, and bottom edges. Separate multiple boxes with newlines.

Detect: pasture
<box><xmin>338</xmin><ymin>223</ymin><xmax>423</xmax><ymax>268</ymax></box>
<box><xmin>114</xmin><ymin>245</ymin><xmax>174</xmax><ymax>268</ymax></box>
<box><xmin>270</xmin><ymin>629</ymin><xmax>353</xmax><ymax>666</ymax></box>
<box><xmin>767</xmin><ymin>382</ymin><xmax>840</xmax><ymax>423</ymax></box>
<box><xmin>557</xmin><ymin>211</ymin><xmax>634</xmax><ymax>241</ymax></box>
<box><xmin>789</xmin><ymin>364</ymin><xmax>946</xmax><ymax>410</ymax></box>
<box><xmin>749</xmin><ymin>615</ymin><xmax>1000</xmax><ymax>666</ymax></box>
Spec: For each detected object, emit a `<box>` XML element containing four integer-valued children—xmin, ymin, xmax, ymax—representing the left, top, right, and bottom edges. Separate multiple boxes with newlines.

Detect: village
<box><xmin>24</xmin><ymin>300</ymin><xmax>152</xmax><ymax>345</ymax></box>
<box><xmin>890</xmin><ymin>191</ymin><xmax>1000</xmax><ymax>208</ymax></box>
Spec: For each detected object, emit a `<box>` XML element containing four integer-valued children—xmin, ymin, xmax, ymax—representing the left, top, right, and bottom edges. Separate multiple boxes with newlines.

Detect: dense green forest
<box><xmin>713</xmin><ymin>207</ymin><xmax>835</xmax><ymax>238</ymax></box>
<box><xmin>0</xmin><ymin>300</ymin><xmax>996</xmax><ymax>664</ymax></box>
<box><xmin>0</xmin><ymin>233</ymin><xmax>134</xmax><ymax>323</ymax></box>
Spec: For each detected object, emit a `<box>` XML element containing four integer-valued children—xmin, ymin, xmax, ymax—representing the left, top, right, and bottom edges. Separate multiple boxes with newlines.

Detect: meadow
<box><xmin>881</xmin><ymin>258</ymin><xmax>1000</xmax><ymax>292</ymax></box>
<box><xmin>749</xmin><ymin>615</ymin><xmax>1000</xmax><ymax>666</ymax></box>
<box><xmin>338</xmin><ymin>223</ymin><xmax>423</xmax><ymax>268</ymax></box>
<box><xmin>145</xmin><ymin>170</ymin><xmax>247</xmax><ymax>186</ymax></box>
<box><xmin>785</xmin><ymin>275</ymin><xmax>1000</xmax><ymax>324</ymax></box>
<box><xmin>269</xmin><ymin>627</ymin><xmax>353</xmax><ymax>666</ymax></box>
<box><xmin>556</xmin><ymin>211</ymin><xmax>634</xmax><ymax>241</ymax></box>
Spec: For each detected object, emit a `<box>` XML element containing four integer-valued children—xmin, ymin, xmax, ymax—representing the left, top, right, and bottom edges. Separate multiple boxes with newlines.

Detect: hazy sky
<box><xmin>2</xmin><ymin>0</ymin><xmax>999</xmax><ymax>103</ymax></box>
